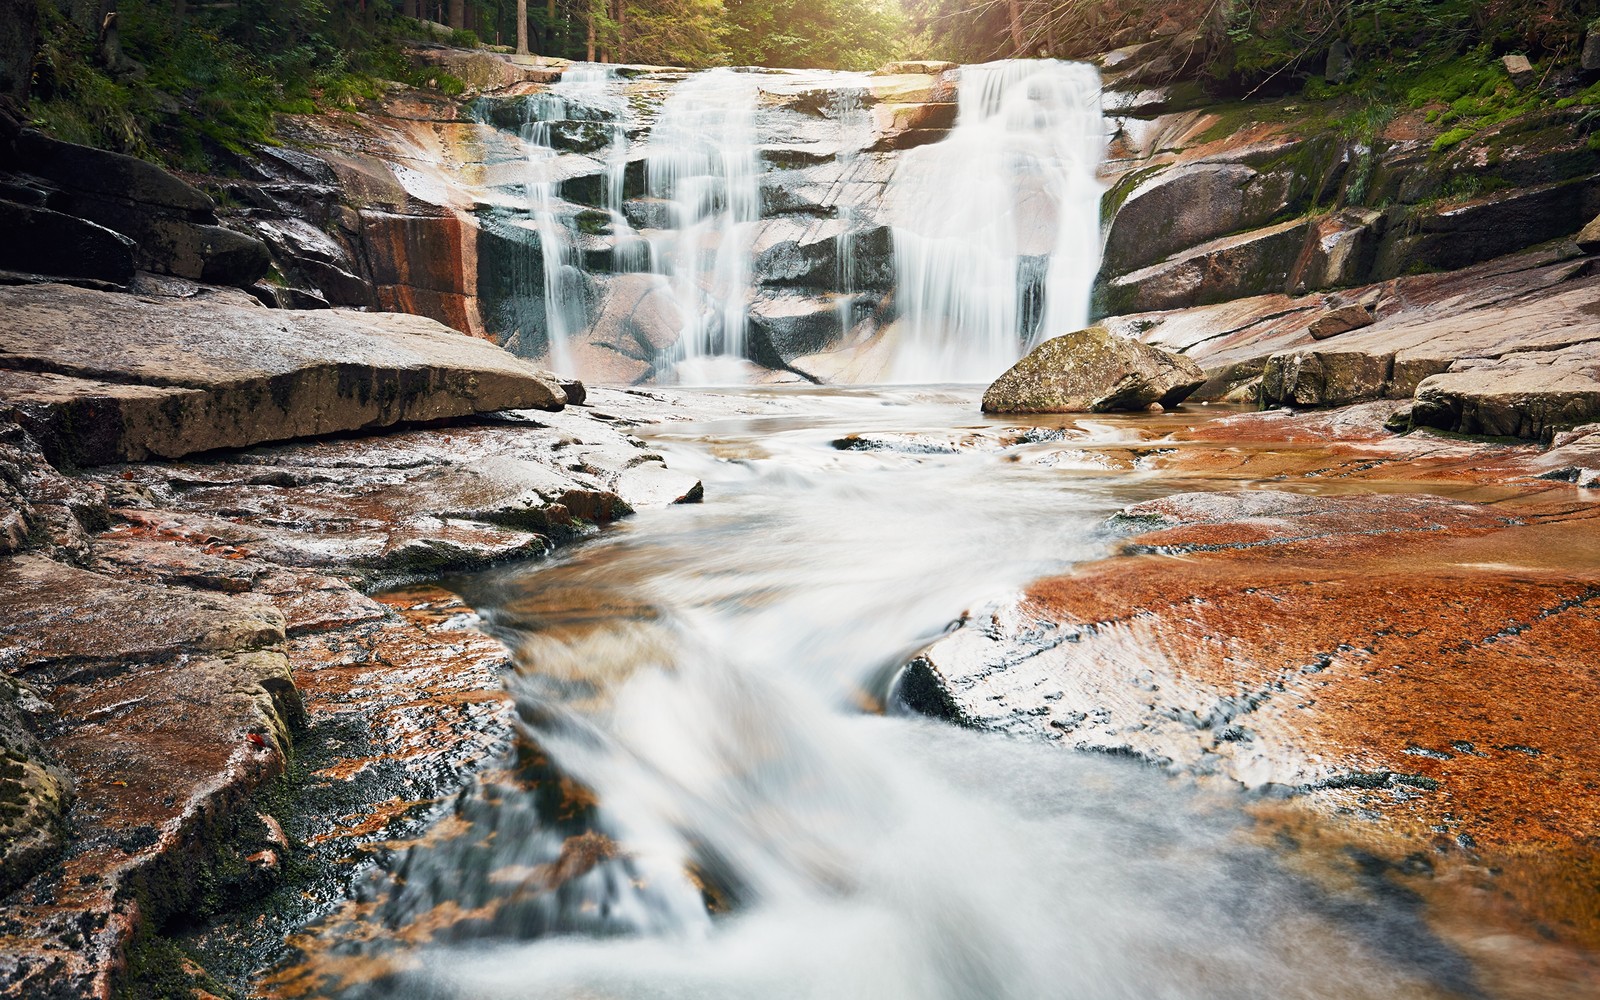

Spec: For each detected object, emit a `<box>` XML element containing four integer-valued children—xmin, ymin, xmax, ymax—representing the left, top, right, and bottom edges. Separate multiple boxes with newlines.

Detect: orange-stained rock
<box><xmin>902</xmin><ymin>404</ymin><xmax>1600</xmax><ymax>985</ymax></box>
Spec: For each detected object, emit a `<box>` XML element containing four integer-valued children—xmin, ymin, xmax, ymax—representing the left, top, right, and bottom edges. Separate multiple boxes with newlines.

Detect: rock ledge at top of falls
<box><xmin>0</xmin><ymin>282</ymin><xmax>570</xmax><ymax>466</ymax></box>
<box><xmin>981</xmin><ymin>326</ymin><xmax>1206</xmax><ymax>414</ymax></box>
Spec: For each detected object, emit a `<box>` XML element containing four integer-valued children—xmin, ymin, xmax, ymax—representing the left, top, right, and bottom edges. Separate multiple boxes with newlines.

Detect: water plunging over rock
<box><xmin>885</xmin><ymin>60</ymin><xmax>1105</xmax><ymax>383</ymax></box>
<box><xmin>644</xmin><ymin>70</ymin><xmax>763</xmax><ymax>381</ymax></box>
<box><xmin>464</xmin><ymin>61</ymin><xmax>1105</xmax><ymax>386</ymax></box>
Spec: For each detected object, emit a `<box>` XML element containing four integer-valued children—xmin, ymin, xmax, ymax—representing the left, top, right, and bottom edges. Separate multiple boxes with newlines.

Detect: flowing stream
<box><xmin>317</xmin><ymin>387</ymin><xmax>1486</xmax><ymax>1000</ymax></box>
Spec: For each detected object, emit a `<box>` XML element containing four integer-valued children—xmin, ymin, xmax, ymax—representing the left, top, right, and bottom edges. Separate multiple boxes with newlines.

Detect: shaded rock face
<box><xmin>5</xmin><ymin>130</ymin><xmax>271</xmax><ymax>288</ymax></box>
<box><xmin>982</xmin><ymin>326</ymin><xmax>1205</xmax><ymax>413</ymax></box>
<box><xmin>0</xmin><ymin>200</ymin><xmax>135</xmax><ymax>285</ymax></box>
<box><xmin>0</xmin><ymin>283</ymin><xmax>568</xmax><ymax>465</ymax></box>
<box><xmin>1094</xmin><ymin>96</ymin><xmax>1600</xmax><ymax>324</ymax></box>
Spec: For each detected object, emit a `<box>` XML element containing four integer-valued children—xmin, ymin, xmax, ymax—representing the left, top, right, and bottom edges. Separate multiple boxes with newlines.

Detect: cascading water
<box><xmin>831</xmin><ymin>86</ymin><xmax>871</xmax><ymax>341</ymax></box>
<box><xmin>509</xmin><ymin>64</ymin><xmax>631</xmax><ymax>372</ymax></box>
<box><xmin>885</xmin><ymin>60</ymin><xmax>1106</xmax><ymax>383</ymax></box>
<box><xmin>283</xmin><ymin>389</ymin><xmax>1503</xmax><ymax>1000</ymax></box>
<box><xmin>642</xmin><ymin>70</ymin><xmax>762</xmax><ymax>380</ymax></box>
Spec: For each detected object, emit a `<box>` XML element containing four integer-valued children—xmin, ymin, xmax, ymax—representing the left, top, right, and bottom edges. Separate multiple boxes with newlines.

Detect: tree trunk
<box><xmin>586</xmin><ymin>2</ymin><xmax>595</xmax><ymax>61</ymax></box>
<box><xmin>1005</xmin><ymin>0</ymin><xmax>1027</xmax><ymax>56</ymax></box>
<box><xmin>614</xmin><ymin>0</ymin><xmax>625</xmax><ymax>63</ymax></box>
<box><xmin>516</xmin><ymin>0</ymin><xmax>528</xmax><ymax>54</ymax></box>
<box><xmin>545</xmin><ymin>0</ymin><xmax>556</xmax><ymax>53</ymax></box>
<box><xmin>402</xmin><ymin>0</ymin><xmax>416</xmax><ymax>19</ymax></box>
<box><xmin>448</xmin><ymin>0</ymin><xmax>464</xmax><ymax>31</ymax></box>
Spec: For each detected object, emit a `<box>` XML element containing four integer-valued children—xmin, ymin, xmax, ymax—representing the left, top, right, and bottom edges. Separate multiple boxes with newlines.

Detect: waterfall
<box><xmin>512</xmin><ymin>64</ymin><xmax>631</xmax><ymax>373</ymax></box>
<box><xmin>885</xmin><ymin>60</ymin><xmax>1105</xmax><ymax>383</ymax></box>
<box><xmin>831</xmin><ymin>86</ymin><xmax>871</xmax><ymax>342</ymax></box>
<box><xmin>642</xmin><ymin>70</ymin><xmax>762</xmax><ymax>382</ymax></box>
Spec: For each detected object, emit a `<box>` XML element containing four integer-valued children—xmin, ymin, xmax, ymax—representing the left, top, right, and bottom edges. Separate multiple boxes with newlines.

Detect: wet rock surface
<box><xmin>982</xmin><ymin>326</ymin><xmax>1205</xmax><ymax>413</ymax></box>
<box><xmin>0</xmin><ymin>382</ymin><xmax>714</xmax><ymax>997</ymax></box>
<box><xmin>901</xmin><ymin>404</ymin><xmax>1600</xmax><ymax>974</ymax></box>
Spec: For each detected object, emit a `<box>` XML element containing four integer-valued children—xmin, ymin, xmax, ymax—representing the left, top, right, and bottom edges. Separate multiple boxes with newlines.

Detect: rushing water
<box><xmin>310</xmin><ymin>387</ymin><xmax>1489</xmax><ymax>1000</ymax></box>
<box><xmin>489</xmin><ymin>59</ymin><xmax>1105</xmax><ymax>385</ymax></box>
<box><xmin>645</xmin><ymin>70</ymin><xmax>763</xmax><ymax>373</ymax></box>
<box><xmin>886</xmin><ymin>60</ymin><xmax>1105</xmax><ymax>383</ymax></box>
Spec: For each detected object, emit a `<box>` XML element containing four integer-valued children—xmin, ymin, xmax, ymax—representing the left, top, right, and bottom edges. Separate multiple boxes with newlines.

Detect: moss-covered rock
<box><xmin>982</xmin><ymin>326</ymin><xmax>1205</xmax><ymax>414</ymax></box>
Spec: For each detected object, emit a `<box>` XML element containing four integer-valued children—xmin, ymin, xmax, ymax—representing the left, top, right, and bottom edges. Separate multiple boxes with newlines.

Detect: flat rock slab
<box><xmin>0</xmin><ymin>283</ymin><xmax>568</xmax><ymax>465</ymax></box>
<box><xmin>907</xmin><ymin>487</ymin><xmax>1600</xmax><ymax>853</ymax></box>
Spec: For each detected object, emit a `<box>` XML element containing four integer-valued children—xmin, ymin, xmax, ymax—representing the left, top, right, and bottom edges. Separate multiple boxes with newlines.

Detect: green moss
<box><xmin>117</xmin><ymin>928</ymin><xmax>235</xmax><ymax>1000</ymax></box>
<box><xmin>1432</xmin><ymin>126</ymin><xmax>1477</xmax><ymax>152</ymax></box>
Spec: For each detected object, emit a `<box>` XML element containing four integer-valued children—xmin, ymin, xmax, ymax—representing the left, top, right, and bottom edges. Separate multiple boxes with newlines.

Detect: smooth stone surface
<box><xmin>0</xmin><ymin>283</ymin><xmax>569</xmax><ymax>464</ymax></box>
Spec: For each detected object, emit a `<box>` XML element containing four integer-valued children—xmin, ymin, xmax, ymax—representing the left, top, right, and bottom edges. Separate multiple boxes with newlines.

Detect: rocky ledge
<box><xmin>0</xmin><ymin>283</ymin><xmax>708</xmax><ymax>997</ymax></box>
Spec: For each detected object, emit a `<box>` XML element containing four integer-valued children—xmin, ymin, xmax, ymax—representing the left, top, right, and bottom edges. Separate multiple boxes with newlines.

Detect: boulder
<box><xmin>140</xmin><ymin>217</ymin><xmax>272</xmax><ymax>286</ymax></box>
<box><xmin>1578</xmin><ymin>213</ymin><xmax>1600</xmax><ymax>254</ymax></box>
<box><xmin>981</xmin><ymin>326</ymin><xmax>1205</xmax><ymax>414</ymax></box>
<box><xmin>1260</xmin><ymin>347</ymin><xmax>1392</xmax><ymax>407</ymax></box>
<box><xmin>1307</xmin><ymin>304</ymin><xmax>1374</xmax><ymax>341</ymax></box>
<box><xmin>0</xmin><ymin>282</ymin><xmax>568</xmax><ymax>465</ymax></box>
<box><xmin>1586</xmin><ymin>29</ymin><xmax>1600</xmax><ymax>73</ymax></box>
<box><xmin>1502</xmin><ymin>53</ymin><xmax>1535</xmax><ymax>88</ymax></box>
<box><xmin>1409</xmin><ymin>345</ymin><xmax>1600</xmax><ymax>440</ymax></box>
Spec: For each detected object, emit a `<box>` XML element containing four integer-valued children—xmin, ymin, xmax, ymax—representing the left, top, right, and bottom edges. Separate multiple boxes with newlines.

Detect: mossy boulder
<box><xmin>982</xmin><ymin>326</ymin><xmax>1205</xmax><ymax>414</ymax></box>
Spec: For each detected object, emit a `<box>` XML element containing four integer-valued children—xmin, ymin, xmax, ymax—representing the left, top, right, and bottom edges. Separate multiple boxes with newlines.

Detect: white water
<box><xmin>886</xmin><ymin>60</ymin><xmax>1106</xmax><ymax>383</ymax></box>
<box><xmin>517</xmin><ymin>64</ymin><xmax>628</xmax><ymax>372</ymax></box>
<box><xmin>644</xmin><ymin>70</ymin><xmax>763</xmax><ymax>379</ymax></box>
<box><xmin>320</xmin><ymin>389</ymin><xmax>1483</xmax><ymax>1000</ymax></box>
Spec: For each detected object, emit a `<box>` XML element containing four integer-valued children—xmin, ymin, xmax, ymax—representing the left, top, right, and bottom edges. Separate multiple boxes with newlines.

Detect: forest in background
<box><xmin>6</xmin><ymin>0</ymin><xmax>1600</xmax><ymax>172</ymax></box>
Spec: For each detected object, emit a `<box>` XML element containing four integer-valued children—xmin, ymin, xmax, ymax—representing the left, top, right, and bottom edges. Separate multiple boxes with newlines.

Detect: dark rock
<box><xmin>1097</xmin><ymin>218</ymin><xmax>1312</xmax><ymax>314</ymax></box>
<box><xmin>15</xmin><ymin>130</ymin><xmax>214</xmax><ymax>218</ymax></box>
<box><xmin>982</xmin><ymin>326</ymin><xmax>1205</xmax><ymax>413</ymax></box>
<box><xmin>748</xmin><ymin>292</ymin><xmax>847</xmax><ymax>363</ymax></box>
<box><xmin>0</xmin><ymin>200</ymin><xmax>135</xmax><ymax>285</ymax></box>
<box><xmin>1376</xmin><ymin>177</ymin><xmax>1600</xmax><ymax>278</ymax></box>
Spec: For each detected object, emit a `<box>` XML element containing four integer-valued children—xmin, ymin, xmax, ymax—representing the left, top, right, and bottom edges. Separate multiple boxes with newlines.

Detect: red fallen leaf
<box><xmin>119</xmin><ymin>471</ymin><xmax>134</xmax><ymax>481</ymax></box>
<box><xmin>246</xmin><ymin>733</ymin><xmax>267</xmax><ymax>748</ymax></box>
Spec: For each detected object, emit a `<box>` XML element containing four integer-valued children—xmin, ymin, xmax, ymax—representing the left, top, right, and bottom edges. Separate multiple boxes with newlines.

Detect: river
<box><xmin>304</xmin><ymin>385</ymin><xmax>1487</xmax><ymax>1000</ymax></box>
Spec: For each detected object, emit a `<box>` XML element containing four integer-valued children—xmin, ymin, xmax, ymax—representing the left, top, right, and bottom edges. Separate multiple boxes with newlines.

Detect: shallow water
<box><xmin>323</xmin><ymin>387</ymin><xmax>1492</xmax><ymax>1000</ymax></box>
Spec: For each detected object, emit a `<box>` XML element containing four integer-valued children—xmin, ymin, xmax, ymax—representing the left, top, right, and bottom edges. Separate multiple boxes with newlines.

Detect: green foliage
<box><xmin>723</xmin><ymin>0</ymin><xmax>902</xmax><ymax>70</ymax></box>
<box><xmin>448</xmin><ymin>27</ymin><xmax>482</xmax><ymax>48</ymax></box>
